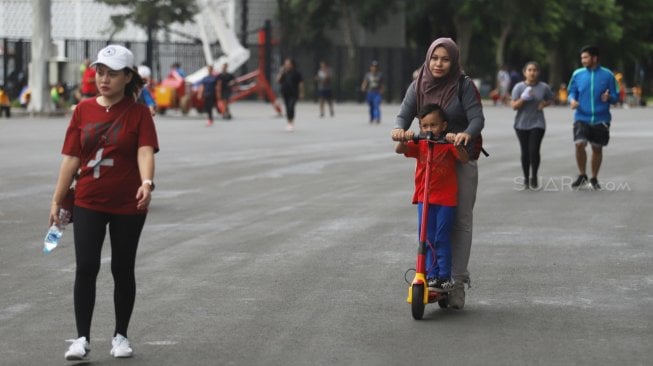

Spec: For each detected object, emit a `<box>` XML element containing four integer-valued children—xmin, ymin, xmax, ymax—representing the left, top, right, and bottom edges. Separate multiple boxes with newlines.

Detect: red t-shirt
<box><xmin>80</xmin><ymin>67</ymin><xmax>97</xmax><ymax>96</ymax></box>
<box><xmin>404</xmin><ymin>141</ymin><xmax>460</xmax><ymax>206</ymax></box>
<box><xmin>62</xmin><ymin>97</ymin><xmax>159</xmax><ymax>214</ymax></box>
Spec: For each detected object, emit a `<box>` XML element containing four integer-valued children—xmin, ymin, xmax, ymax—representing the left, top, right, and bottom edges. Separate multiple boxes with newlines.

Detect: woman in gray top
<box><xmin>391</xmin><ymin>37</ymin><xmax>485</xmax><ymax>310</ymax></box>
<box><xmin>510</xmin><ymin>61</ymin><xmax>554</xmax><ymax>189</ymax></box>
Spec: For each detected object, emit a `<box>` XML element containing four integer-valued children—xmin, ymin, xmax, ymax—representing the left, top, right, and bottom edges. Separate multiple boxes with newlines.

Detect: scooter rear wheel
<box><xmin>411</xmin><ymin>284</ymin><xmax>425</xmax><ymax>320</ymax></box>
<box><xmin>437</xmin><ymin>295</ymin><xmax>449</xmax><ymax>309</ymax></box>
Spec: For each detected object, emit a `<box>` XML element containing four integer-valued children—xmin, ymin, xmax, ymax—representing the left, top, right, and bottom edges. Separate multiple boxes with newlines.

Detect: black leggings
<box><xmin>204</xmin><ymin>95</ymin><xmax>216</xmax><ymax>121</ymax></box>
<box><xmin>515</xmin><ymin>128</ymin><xmax>545</xmax><ymax>180</ymax></box>
<box><xmin>283</xmin><ymin>94</ymin><xmax>298</xmax><ymax>122</ymax></box>
<box><xmin>72</xmin><ymin>206</ymin><xmax>146</xmax><ymax>341</ymax></box>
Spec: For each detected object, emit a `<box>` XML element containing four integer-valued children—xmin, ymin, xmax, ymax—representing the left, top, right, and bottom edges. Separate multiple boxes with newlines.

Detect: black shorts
<box><xmin>318</xmin><ymin>89</ymin><xmax>332</xmax><ymax>99</ymax></box>
<box><xmin>220</xmin><ymin>90</ymin><xmax>231</xmax><ymax>100</ymax></box>
<box><xmin>573</xmin><ymin>121</ymin><xmax>610</xmax><ymax>147</ymax></box>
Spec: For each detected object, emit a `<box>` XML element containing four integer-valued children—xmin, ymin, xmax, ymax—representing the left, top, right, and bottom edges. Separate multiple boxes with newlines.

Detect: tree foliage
<box><xmin>275</xmin><ymin>0</ymin><xmax>399</xmax><ymax>53</ymax></box>
<box><xmin>95</xmin><ymin>0</ymin><xmax>199</xmax><ymax>39</ymax></box>
<box><xmin>95</xmin><ymin>0</ymin><xmax>199</xmax><ymax>66</ymax></box>
<box><xmin>405</xmin><ymin>0</ymin><xmax>653</xmax><ymax>90</ymax></box>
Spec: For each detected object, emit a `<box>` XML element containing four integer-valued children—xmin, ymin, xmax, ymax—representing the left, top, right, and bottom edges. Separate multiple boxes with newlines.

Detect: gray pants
<box><xmin>451</xmin><ymin>160</ymin><xmax>478</xmax><ymax>283</ymax></box>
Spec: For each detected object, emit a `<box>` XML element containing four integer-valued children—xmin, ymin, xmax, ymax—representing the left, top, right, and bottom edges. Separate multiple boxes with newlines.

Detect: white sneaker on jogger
<box><xmin>65</xmin><ymin>336</ymin><xmax>90</xmax><ymax>361</ymax></box>
<box><xmin>110</xmin><ymin>334</ymin><xmax>133</xmax><ymax>358</ymax></box>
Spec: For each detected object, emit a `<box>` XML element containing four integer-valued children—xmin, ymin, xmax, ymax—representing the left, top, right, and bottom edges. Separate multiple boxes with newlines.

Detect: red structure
<box><xmin>227</xmin><ymin>27</ymin><xmax>281</xmax><ymax>115</ymax></box>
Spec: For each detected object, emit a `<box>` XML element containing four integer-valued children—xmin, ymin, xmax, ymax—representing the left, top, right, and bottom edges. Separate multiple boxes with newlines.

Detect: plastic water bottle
<box><xmin>43</xmin><ymin>208</ymin><xmax>71</xmax><ymax>253</ymax></box>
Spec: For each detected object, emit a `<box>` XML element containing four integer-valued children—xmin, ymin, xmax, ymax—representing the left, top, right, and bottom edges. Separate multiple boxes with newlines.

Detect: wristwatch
<box><xmin>142</xmin><ymin>179</ymin><xmax>155</xmax><ymax>191</ymax></box>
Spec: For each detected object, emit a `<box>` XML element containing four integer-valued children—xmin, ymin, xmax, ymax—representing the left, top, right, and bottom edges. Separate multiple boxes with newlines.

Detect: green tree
<box><xmin>536</xmin><ymin>0</ymin><xmax>622</xmax><ymax>88</ymax></box>
<box><xmin>404</xmin><ymin>0</ymin><xmax>491</xmax><ymax>76</ymax></box>
<box><xmin>404</xmin><ymin>0</ymin><xmax>653</xmax><ymax>94</ymax></box>
<box><xmin>95</xmin><ymin>0</ymin><xmax>199</xmax><ymax>67</ymax></box>
<box><xmin>275</xmin><ymin>0</ymin><xmax>400</xmax><ymax>97</ymax></box>
<box><xmin>616</xmin><ymin>0</ymin><xmax>653</xmax><ymax>90</ymax></box>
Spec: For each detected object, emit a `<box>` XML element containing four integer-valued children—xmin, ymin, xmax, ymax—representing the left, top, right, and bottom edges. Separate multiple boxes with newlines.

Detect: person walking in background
<box><xmin>392</xmin><ymin>37</ymin><xmax>485</xmax><ymax>310</ymax></box>
<box><xmin>137</xmin><ymin>63</ymin><xmax>157</xmax><ymax>116</ymax></box>
<box><xmin>0</xmin><ymin>84</ymin><xmax>11</xmax><ymax>117</ymax></box>
<box><xmin>276</xmin><ymin>58</ymin><xmax>304</xmax><ymax>131</ymax></box>
<box><xmin>171</xmin><ymin>62</ymin><xmax>186</xmax><ymax>78</ymax></box>
<box><xmin>496</xmin><ymin>64</ymin><xmax>511</xmax><ymax>106</ymax></box>
<box><xmin>80</xmin><ymin>59</ymin><xmax>97</xmax><ymax>100</ymax></box>
<box><xmin>49</xmin><ymin>45</ymin><xmax>159</xmax><ymax>361</ymax></box>
<box><xmin>557</xmin><ymin>83</ymin><xmax>568</xmax><ymax>106</ymax></box>
<box><xmin>509</xmin><ymin>67</ymin><xmax>521</xmax><ymax>94</ymax></box>
<box><xmin>567</xmin><ymin>45</ymin><xmax>619</xmax><ymax>190</ymax></box>
<box><xmin>511</xmin><ymin>61</ymin><xmax>554</xmax><ymax>189</ymax></box>
<box><xmin>614</xmin><ymin>72</ymin><xmax>626</xmax><ymax>107</ymax></box>
<box><xmin>216</xmin><ymin>63</ymin><xmax>236</xmax><ymax>120</ymax></box>
<box><xmin>315</xmin><ymin>61</ymin><xmax>334</xmax><ymax>118</ymax></box>
<box><xmin>198</xmin><ymin>65</ymin><xmax>219</xmax><ymax>126</ymax></box>
<box><xmin>361</xmin><ymin>60</ymin><xmax>384</xmax><ymax>123</ymax></box>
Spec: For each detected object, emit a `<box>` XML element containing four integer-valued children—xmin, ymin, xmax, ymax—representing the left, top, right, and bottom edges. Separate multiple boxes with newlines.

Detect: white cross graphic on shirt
<box><xmin>87</xmin><ymin>147</ymin><xmax>113</xmax><ymax>178</ymax></box>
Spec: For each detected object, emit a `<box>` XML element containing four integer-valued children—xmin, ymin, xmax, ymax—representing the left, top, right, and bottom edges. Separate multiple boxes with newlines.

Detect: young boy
<box><xmin>395</xmin><ymin>103</ymin><xmax>469</xmax><ymax>291</ymax></box>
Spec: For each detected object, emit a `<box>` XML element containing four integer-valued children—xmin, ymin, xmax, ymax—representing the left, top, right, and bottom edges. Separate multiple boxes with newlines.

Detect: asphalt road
<box><xmin>0</xmin><ymin>101</ymin><xmax>651</xmax><ymax>365</ymax></box>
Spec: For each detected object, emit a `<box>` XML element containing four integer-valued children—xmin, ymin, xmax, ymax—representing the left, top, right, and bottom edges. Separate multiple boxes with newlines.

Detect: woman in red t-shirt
<box><xmin>49</xmin><ymin>45</ymin><xmax>159</xmax><ymax>361</ymax></box>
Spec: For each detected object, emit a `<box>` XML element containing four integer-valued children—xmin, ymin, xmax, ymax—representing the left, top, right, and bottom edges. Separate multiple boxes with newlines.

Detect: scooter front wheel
<box><xmin>411</xmin><ymin>284</ymin><xmax>425</xmax><ymax>320</ymax></box>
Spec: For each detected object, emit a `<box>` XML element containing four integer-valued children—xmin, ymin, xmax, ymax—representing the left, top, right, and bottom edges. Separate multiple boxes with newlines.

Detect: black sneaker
<box><xmin>427</xmin><ymin>278</ymin><xmax>439</xmax><ymax>289</ymax></box>
<box><xmin>589</xmin><ymin>178</ymin><xmax>601</xmax><ymax>190</ymax></box>
<box><xmin>529</xmin><ymin>176</ymin><xmax>538</xmax><ymax>189</ymax></box>
<box><xmin>428</xmin><ymin>278</ymin><xmax>454</xmax><ymax>292</ymax></box>
<box><xmin>571</xmin><ymin>174</ymin><xmax>588</xmax><ymax>188</ymax></box>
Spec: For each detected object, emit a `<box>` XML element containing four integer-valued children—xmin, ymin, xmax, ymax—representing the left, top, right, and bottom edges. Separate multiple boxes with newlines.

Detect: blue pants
<box><xmin>366</xmin><ymin>91</ymin><xmax>382</xmax><ymax>122</ymax></box>
<box><xmin>417</xmin><ymin>203</ymin><xmax>456</xmax><ymax>280</ymax></box>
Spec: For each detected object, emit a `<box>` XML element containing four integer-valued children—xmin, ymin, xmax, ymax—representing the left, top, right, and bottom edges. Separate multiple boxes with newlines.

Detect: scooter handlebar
<box><xmin>411</xmin><ymin>132</ymin><xmax>449</xmax><ymax>144</ymax></box>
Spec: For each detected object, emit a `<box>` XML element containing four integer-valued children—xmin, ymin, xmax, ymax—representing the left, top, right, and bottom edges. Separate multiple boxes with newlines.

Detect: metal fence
<box><xmin>1</xmin><ymin>37</ymin><xmax>421</xmax><ymax>103</ymax></box>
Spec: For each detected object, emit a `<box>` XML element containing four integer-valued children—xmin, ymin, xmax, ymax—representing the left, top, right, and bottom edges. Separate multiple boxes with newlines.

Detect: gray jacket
<box><xmin>394</xmin><ymin>79</ymin><xmax>485</xmax><ymax>138</ymax></box>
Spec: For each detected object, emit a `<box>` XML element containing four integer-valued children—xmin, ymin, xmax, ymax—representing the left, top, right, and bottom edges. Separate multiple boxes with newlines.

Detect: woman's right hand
<box><xmin>49</xmin><ymin>155</ymin><xmax>81</xmax><ymax>227</ymax></box>
<box><xmin>49</xmin><ymin>202</ymin><xmax>61</xmax><ymax>227</ymax></box>
<box><xmin>391</xmin><ymin>128</ymin><xmax>406</xmax><ymax>141</ymax></box>
<box><xmin>392</xmin><ymin>129</ymin><xmax>414</xmax><ymax>141</ymax></box>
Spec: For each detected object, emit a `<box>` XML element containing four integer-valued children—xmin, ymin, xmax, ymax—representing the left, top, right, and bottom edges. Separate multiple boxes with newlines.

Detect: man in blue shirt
<box><xmin>198</xmin><ymin>65</ymin><xmax>219</xmax><ymax>126</ymax></box>
<box><xmin>567</xmin><ymin>45</ymin><xmax>619</xmax><ymax>190</ymax></box>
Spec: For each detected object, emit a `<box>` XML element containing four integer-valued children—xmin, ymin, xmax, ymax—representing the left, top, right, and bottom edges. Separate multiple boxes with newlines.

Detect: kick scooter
<box><xmin>406</xmin><ymin>131</ymin><xmax>450</xmax><ymax>320</ymax></box>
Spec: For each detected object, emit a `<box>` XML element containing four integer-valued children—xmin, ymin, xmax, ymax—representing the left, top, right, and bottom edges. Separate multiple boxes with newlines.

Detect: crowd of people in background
<box><xmin>0</xmin><ymin>48</ymin><xmax>647</xmax><ymax>125</ymax></box>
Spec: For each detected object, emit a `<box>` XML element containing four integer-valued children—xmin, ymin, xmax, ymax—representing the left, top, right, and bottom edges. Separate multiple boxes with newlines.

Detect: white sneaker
<box><xmin>65</xmin><ymin>336</ymin><xmax>89</xmax><ymax>360</ymax></box>
<box><xmin>286</xmin><ymin>123</ymin><xmax>294</xmax><ymax>131</ymax></box>
<box><xmin>110</xmin><ymin>334</ymin><xmax>133</xmax><ymax>358</ymax></box>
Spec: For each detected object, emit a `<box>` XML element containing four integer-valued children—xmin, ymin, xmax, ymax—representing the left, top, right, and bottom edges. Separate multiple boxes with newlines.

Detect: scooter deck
<box><xmin>427</xmin><ymin>290</ymin><xmax>448</xmax><ymax>303</ymax></box>
<box><xmin>428</xmin><ymin>286</ymin><xmax>454</xmax><ymax>293</ymax></box>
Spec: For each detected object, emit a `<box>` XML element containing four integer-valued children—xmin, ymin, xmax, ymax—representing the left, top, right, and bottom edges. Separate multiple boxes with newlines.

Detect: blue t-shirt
<box><xmin>200</xmin><ymin>74</ymin><xmax>218</xmax><ymax>97</ymax></box>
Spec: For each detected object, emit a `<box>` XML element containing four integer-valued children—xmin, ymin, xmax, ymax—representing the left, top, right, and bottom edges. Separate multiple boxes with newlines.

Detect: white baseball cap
<box><xmin>91</xmin><ymin>45</ymin><xmax>135</xmax><ymax>70</ymax></box>
<box><xmin>137</xmin><ymin>65</ymin><xmax>152</xmax><ymax>79</ymax></box>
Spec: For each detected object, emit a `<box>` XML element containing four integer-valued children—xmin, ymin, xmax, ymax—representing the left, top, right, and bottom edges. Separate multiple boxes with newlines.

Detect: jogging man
<box><xmin>567</xmin><ymin>45</ymin><xmax>619</xmax><ymax>189</ymax></box>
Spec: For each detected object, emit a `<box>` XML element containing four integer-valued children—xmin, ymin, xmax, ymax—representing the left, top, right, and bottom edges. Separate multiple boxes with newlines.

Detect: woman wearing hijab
<box><xmin>391</xmin><ymin>37</ymin><xmax>485</xmax><ymax>310</ymax></box>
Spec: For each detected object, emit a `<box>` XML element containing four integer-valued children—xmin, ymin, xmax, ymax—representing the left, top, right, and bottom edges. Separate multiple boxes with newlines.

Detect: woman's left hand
<box><xmin>136</xmin><ymin>185</ymin><xmax>152</xmax><ymax>210</ymax></box>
